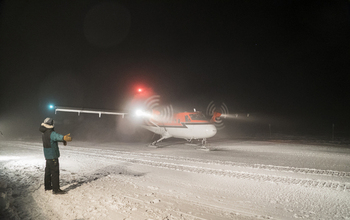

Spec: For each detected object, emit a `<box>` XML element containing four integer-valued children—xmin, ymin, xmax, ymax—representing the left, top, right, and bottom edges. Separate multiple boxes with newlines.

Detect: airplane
<box><xmin>136</xmin><ymin>108</ymin><xmax>221</xmax><ymax>147</ymax></box>
<box><xmin>52</xmin><ymin>89</ymin><xmax>228</xmax><ymax>149</ymax></box>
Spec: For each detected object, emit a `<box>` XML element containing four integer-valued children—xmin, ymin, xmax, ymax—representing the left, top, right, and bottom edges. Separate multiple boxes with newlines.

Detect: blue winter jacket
<box><xmin>39</xmin><ymin>126</ymin><xmax>64</xmax><ymax>159</ymax></box>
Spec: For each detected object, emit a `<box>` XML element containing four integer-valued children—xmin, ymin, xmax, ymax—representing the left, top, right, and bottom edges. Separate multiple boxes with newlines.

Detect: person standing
<box><xmin>39</xmin><ymin>118</ymin><xmax>72</xmax><ymax>194</ymax></box>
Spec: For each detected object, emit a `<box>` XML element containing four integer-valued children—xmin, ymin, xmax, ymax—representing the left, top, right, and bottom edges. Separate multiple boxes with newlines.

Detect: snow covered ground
<box><xmin>1</xmin><ymin>137</ymin><xmax>350</xmax><ymax>219</ymax></box>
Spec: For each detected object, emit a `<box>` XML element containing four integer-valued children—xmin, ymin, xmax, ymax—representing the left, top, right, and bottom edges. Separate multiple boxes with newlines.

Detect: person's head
<box><xmin>41</xmin><ymin>117</ymin><xmax>54</xmax><ymax>129</ymax></box>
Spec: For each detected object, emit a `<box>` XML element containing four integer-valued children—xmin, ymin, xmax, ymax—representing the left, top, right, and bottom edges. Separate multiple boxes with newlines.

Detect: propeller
<box><xmin>206</xmin><ymin>101</ymin><xmax>229</xmax><ymax>130</ymax></box>
<box><xmin>144</xmin><ymin>95</ymin><xmax>161</xmax><ymax>110</ymax></box>
<box><xmin>159</xmin><ymin>104</ymin><xmax>174</xmax><ymax>123</ymax></box>
<box><xmin>143</xmin><ymin>95</ymin><xmax>173</xmax><ymax>125</ymax></box>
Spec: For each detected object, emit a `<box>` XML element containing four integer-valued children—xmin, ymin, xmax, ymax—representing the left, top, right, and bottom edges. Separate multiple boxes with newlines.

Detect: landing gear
<box><xmin>148</xmin><ymin>137</ymin><xmax>165</xmax><ymax>148</ymax></box>
<box><xmin>148</xmin><ymin>134</ymin><xmax>171</xmax><ymax>148</ymax></box>
<box><xmin>195</xmin><ymin>138</ymin><xmax>209</xmax><ymax>151</ymax></box>
<box><xmin>147</xmin><ymin>135</ymin><xmax>210</xmax><ymax>151</ymax></box>
<box><xmin>151</xmin><ymin>136</ymin><xmax>167</xmax><ymax>146</ymax></box>
<box><xmin>184</xmin><ymin>138</ymin><xmax>197</xmax><ymax>146</ymax></box>
<box><xmin>197</xmin><ymin>146</ymin><xmax>210</xmax><ymax>151</ymax></box>
<box><xmin>148</xmin><ymin>143</ymin><xmax>159</xmax><ymax>148</ymax></box>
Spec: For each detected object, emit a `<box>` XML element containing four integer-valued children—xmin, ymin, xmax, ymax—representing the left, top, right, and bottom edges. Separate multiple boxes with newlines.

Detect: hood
<box><xmin>39</xmin><ymin>125</ymin><xmax>53</xmax><ymax>133</ymax></box>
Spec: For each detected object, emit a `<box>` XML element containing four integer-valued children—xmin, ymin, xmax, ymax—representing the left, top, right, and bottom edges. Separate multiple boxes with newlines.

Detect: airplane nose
<box><xmin>206</xmin><ymin>124</ymin><xmax>217</xmax><ymax>137</ymax></box>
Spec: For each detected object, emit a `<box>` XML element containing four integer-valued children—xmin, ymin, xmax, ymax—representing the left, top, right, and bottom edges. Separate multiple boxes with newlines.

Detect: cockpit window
<box><xmin>185</xmin><ymin>115</ymin><xmax>191</xmax><ymax>122</ymax></box>
<box><xmin>189</xmin><ymin>113</ymin><xmax>207</xmax><ymax>121</ymax></box>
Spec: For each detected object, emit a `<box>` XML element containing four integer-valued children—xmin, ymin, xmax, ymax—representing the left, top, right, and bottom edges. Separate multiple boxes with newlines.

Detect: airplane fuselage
<box><xmin>141</xmin><ymin>111</ymin><xmax>217</xmax><ymax>141</ymax></box>
<box><xmin>141</xmin><ymin>123</ymin><xmax>217</xmax><ymax>140</ymax></box>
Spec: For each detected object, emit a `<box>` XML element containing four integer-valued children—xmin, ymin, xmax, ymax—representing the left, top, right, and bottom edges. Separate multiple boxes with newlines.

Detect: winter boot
<box><xmin>53</xmin><ymin>188</ymin><xmax>66</xmax><ymax>195</ymax></box>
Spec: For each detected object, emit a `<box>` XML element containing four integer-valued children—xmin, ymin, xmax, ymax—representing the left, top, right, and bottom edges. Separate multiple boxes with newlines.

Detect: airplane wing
<box><xmin>55</xmin><ymin>106</ymin><xmax>127</xmax><ymax>118</ymax></box>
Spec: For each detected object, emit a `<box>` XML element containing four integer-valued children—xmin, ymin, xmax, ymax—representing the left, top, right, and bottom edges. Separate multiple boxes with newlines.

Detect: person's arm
<box><xmin>51</xmin><ymin>131</ymin><xmax>64</xmax><ymax>142</ymax></box>
<box><xmin>51</xmin><ymin>132</ymin><xmax>72</xmax><ymax>145</ymax></box>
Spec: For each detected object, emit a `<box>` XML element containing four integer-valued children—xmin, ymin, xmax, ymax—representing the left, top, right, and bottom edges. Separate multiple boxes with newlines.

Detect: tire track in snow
<box><xmin>65</xmin><ymin>147</ymin><xmax>350</xmax><ymax>178</ymax></box>
<box><xmin>14</xmin><ymin>142</ymin><xmax>350</xmax><ymax>178</ymax></box>
<box><xmin>64</xmin><ymin>149</ymin><xmax>350</xmax><ymax>192</ymax></box>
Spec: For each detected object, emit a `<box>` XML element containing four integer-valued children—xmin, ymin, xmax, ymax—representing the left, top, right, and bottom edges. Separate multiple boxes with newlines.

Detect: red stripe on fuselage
<box><xmin>146</xmin><ymin>121</ymin><xmax>213</xmax><ymax>128</ymax></box>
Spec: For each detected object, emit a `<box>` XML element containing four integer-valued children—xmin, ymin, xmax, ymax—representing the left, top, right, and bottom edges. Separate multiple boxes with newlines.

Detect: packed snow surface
<box><xmin>1</xmin><ymin>138</ymin><xmax>350</xmax><ymax>219</ymax></box>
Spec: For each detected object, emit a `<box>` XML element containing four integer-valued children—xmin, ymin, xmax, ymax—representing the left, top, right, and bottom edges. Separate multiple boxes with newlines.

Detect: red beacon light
<box><xmin>138</xmin><ymin>88</ymin><xmax>143</xmax><ymax>92</ymax></box>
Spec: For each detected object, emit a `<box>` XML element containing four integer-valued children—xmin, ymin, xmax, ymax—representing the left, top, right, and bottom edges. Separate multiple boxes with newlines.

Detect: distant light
<box><xmin>138</xmin><ymin>88</ymin><xmax>142</xmax><ymax>92</ymax></box>
<box><xmin>49</xmin><ymin>104</ymin><xmax>54</xmax><ymax>109</ymax></box>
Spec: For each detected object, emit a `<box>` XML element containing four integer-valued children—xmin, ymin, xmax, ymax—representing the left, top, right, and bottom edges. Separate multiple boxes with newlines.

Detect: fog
<box><xmin>1</xmin><ymin>106</ymin><xmax>348</xmax><ymax>146</ymax></box>
<box><xmin>1</xmin><ymin>0</ymin><xmax>349</xmax><ymax>144</ymax></box>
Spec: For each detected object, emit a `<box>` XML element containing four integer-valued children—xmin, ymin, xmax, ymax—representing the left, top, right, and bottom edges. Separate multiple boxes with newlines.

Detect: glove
<box><xmin>64</xmin><ymin>133</ymin><xmax>72</xmax><ymax>142</ymax></box>
<box><xmin>63</xmin><ymin>141</ymin><xmax>67</xmax><ymax>146</ymax></box>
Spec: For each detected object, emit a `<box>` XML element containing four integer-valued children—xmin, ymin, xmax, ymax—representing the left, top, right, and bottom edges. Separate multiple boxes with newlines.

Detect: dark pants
<box><xmin>45</xmin><ymin>158</ymin><xmax>60</xmax><ymax>191</ymax></box>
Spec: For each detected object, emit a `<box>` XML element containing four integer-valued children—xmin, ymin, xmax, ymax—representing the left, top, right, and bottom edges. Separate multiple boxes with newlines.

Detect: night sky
<box><xmin>1</xmin><ymin>0</ymin><xmax>350</xmax><ymax>138</ymax></box>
